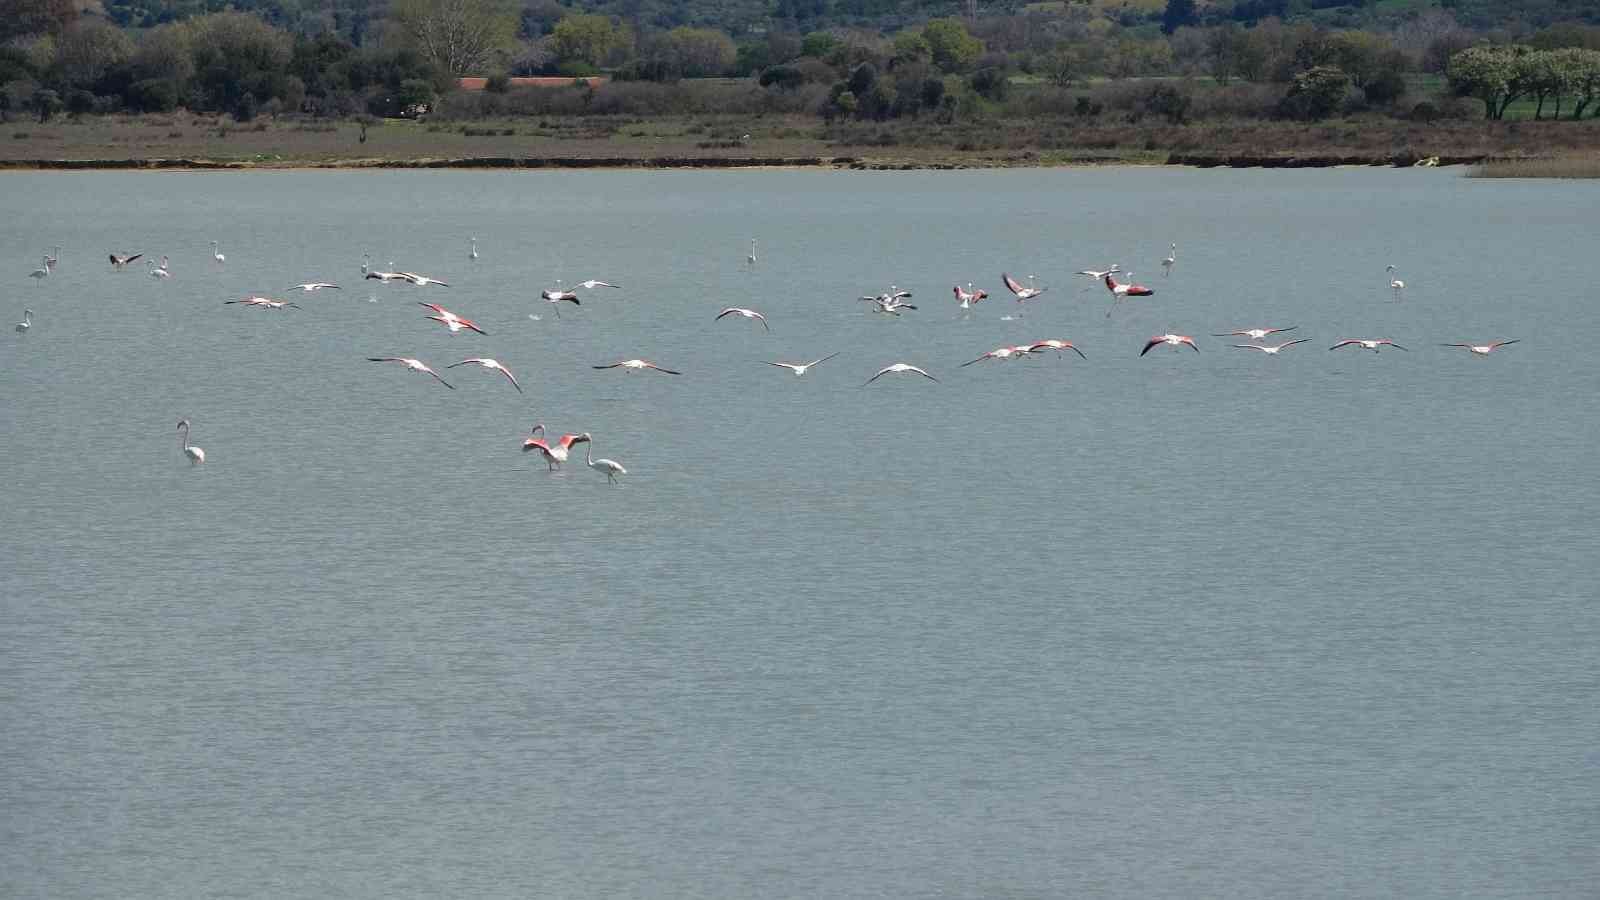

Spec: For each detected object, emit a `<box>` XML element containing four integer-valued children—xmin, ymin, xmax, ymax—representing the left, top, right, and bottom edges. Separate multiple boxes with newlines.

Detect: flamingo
<box><xmin>764</xmin><ymin>352</ymin><xmax>839</xmax><ymax>376</ymax></box>
<box><xmin>469</xmin><ymin>236</ymin><xmax>478</xmax><ymax>260</ymax></box>
<box><xmin>580</xmin><ymin>435</ymin><xmax>627</xmax><ymax>484</ymax></box>
<box><xmin>288</xmin><ymin>282</ymin><xmax>340</xmax><ymax>292</ymax></box>
<box><xmin>540</xmin><ymin>281</ymin><xmax>580</xmax><ymax>317</ymax></box>
<box><xmin>575</xmin><ymin>279</ymin><xmax>620</xmax><ymax>290</ymax></box>
<box><xmin>1025</xmin><ymin>339</ymin><xmax>1087</xmax><ymax>359</ymax></box>
<box><xmin>1232</xmin><ymin>339</ymin><xmax>1309</xmax><ymax>355</ymax></box>
<box><xmin>1442</xmin><ymin>339</ymin><xmax>1519</xmax><ymax>356</ymax></box>
<box><xmin>419</xmin><ymin>302</ymin><xmax>486</xmax><ymax>335</ymax></box>
<box><xmin>109</xmin><ymin>252</ymin><xmax>142</xmax><ymax>270</ymax></box>
<box><xmin>365</xmin><ymin>269</ymin><xmax>408</xmax><ymax>283</ymax></box>
<box><xmin>1075</xmin><ymin>265</ymin><xmax>1120</xmax><ymax>292</ymax></box>
<box><xmin>953</xmin><ymin>284</ymin><xmax>988</xmax><ymax>309</ymax></box>
<box><xmin>367</xmin><ymin>356</ymin><xmax>454</xmax><ymax>388</ymax></box>
<box><xmin>177</xmin><ymin>419</ymin><xmax>205</xmax><ymax>464</ymax></box>
<box><xmin>747</xmin><ymin>239</ymin><xmax>757</xmax><ymax>266</ymax></box>
<box><xmin>1104</xmin><ymin>273</ymin><xmax>1154</xmax><ymax>316</ymax></box>
<box><xmin>447</xmin><ymin>357</ymin><xmax>521</xmax><ymax>391</ymax></box>
<box><xmin>44</xmin><ymin>246</ymin><xmax>60</xmax><ymax>272</ymax></box>
<box><xmin>400</xmin><ymin>271</ymin><xmax>449</xmax><ymax>287</ymax></box>
<box><xmin>593</xmin><ymin>358</ymin><xmax>681</xmax><ymax>375</ymax></box>
<box><xmin>1214</xmin><ymin>326</ymin><xmax>1297</xmax><ymax>340</ymax></box>
<box><xmin>1001</xmin><ymin>273</ymin><xmax>1046</xmax><ymax>310</ymax></box>
<box><xmin>28</xmin><ymin>256</ymin><xmax>49</xmax><ymax>281</ymax></box>
<box><xmin>225</xmin><ymin>297</ymin><xmax>299</xmax><ymax>310</ymax></box>
<box><xmin>715</xmin><ymin>307</ymin><xmax>769</xmax><ymax>330</ymax></box>
<box><xmin>149</xmin><ymin>257</ymin><xmax>171</xmax><ymax>279</ymax></box>
<box><xmin>522</xmin><ymin>425</ymin><xmax>589</xmax><ymax>470</ymax></box>
<box><xmin>864</xmin><ymin>363</ymin><xmax>939</xmax><ymax>385</ymax></box>
<box><xmin>1386</xmin><ymin>265</ymin><xmax>1404</xmax><ymax>301</ymax></box>
<box><xmin>959</xmin><ymin>345</ymin><xmax>1033</xmax><ymax>367</ymax></box>
<box><xmin>210</xmin><ymin>241</ymin><xmax>225</xmax><ymax>265</ymax></box>
<box><xmin>1140</xmin><ymin>333</ymin><xmax>1199</xmax><ymax>356</ymax></box>
<box><xmin>16</xmin><ymin>309</ymin><xmax>32</xmax><ymax>333</ymax></box>
<box><xmin>1161</xmin><ymin>243</ymin><xmax>1176</xmax><ymax>278</ymax></box>
<box><xmin>361</xmin><ymin>253</ymin><xmax>370</xmax><ymax>275</ymax></box>
<box><xmin>1329</xmin><ymin>338</ymin><xmax>1407</xmax><ymax>353</ymax></box>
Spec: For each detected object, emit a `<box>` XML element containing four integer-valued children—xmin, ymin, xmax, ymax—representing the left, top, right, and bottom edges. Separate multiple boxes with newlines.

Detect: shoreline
<box><xmin>0</xmin><ymin>152</ymin><xmax>1501</xmax><ymax>171</ymax></box>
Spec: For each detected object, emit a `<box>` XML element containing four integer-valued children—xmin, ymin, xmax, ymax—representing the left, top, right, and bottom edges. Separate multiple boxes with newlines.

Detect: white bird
<box><xmin>224</xmin><ymin>297</ymin><xmax>299</xmax><ymax>310</ymax></box>
<box><xmin>1214</xmin><ymin>326</ymin><xmax>1296</xmax><ymax>340</ymax></box>
<box><xmin>747</xmin><ymin>238</ymin><xmax>757</xmax><ymax>266</ymax></box>
<box><xmin>1024</xmin><ymin>339</ymin><xmax>1087</xmax><ymax>359</ymax></box>
<box><xmin>864</xmin><ymin>363</ymin><xmax>939</xmax><ymax>385</ymax></box>
<box><xmin>764</xmin><ymin>352</ymin><xmax>839</xmax><ymax>376</ymax></box>
<box><xmin>447</xmin><ymin>357</ymin><xmax>522</xmax><ymax>391</ymax></box>
<box><xmin>540</xmin><ymin>281</ymin><xmax>580</xmax><ymax>316</ymax></box>
<box><xmin>177</xmin><ymin>418</ymin><xmax>205</xmax><ymax>464</ymax></box>
<box><xmin>288</xmin><ymin>282</ymin><xmax>340</xmax><ymax>292</ymax></box>
<box><xmin>418</xmin><ymin>302</ymin><xmax>487</xmax><ymax>335</ymax></box>
<box><xmin>28</xmin><ymin>256</ymin><xmax>49</xmax><ymax>281</ymax></box>
<box><xmin>953</xmin><ymin>283</ymin><xmax>988</xmax><ymax>310</ymax></box>
<box><xmin>210</xmin><ymin>241</ymin><xmax>225</xmax><ymax>264</ymax></box>
<box><xmin>365</xmin><ymin>268</ymin><xmax>409</xmax><ymax>284</ymax></box>
<box><xmin>580</xmin><ymin>434</ymin><xmax>627</xmax><ymax>484</ymax></box>
<box><xmin>1076</xmin><ymin>265</ymin><xmax>1120</xmax><ymax>279</ymax></box>
<box><xmin>109</xmin><ymin>252</ymin><xmax>143</xmax><ymax>270</ymax></box>
<box><xmin>367</xmin><ymin>356</ymin><xmax>454</xmax><ymax>388</ymax></box>
<box><xmin>16</xmin><ymin>308</ymin><xmax>32</xmax><ymax>333</ymax></box>
<box><xmin>1140</xmin><ymin>333</ymin><xmax>1200</xmax><ymax>356</ymax></box>
<box><xmin>1386</xmin><ymin>265</ymin><xmax>1405</xmax><ymax>301</ymax></box>
<box><xmin>1232</xmin><ymin>339</ymin><xmax>1309</xmax><ymax>355</ymax></box>
<box><xmin>1002</xmin><ymin>272</ymin><xmax>1046</xmax><ymax>301</ymax></box>
<box><xmin>1329</xmin><ymin>338</ymin><xmax>1407</xmax><ymax>353</ymax></box>
<box><xmin>1442</xmin><ymin>339</ymin><xmax>1519</xmax><ymax>356</ymax></box>
<box><xmin>593</xmin><ymin>358</ymin><xmax>681</xmax><ymax>375</ymax></box>
<box><xmin>1161</xmin><ymin>243</ymin><xmax>1176</xmax><ymax>277</ymax></box>
<box><xmin>575</xmin><ymin>279</ymin><xmax>620</xmax><ymax>290</ymax></box>
<box><xmin>469</xmin><ymin>236</ymin><xmax>478</xmax><ymax>260</ymax></box>
<box><xmin>716</xmin><ymin>307</ymin><xmax>769</xmax><ymax>330</ymax></box>
<box><xmin>960</xmin><ymin>345</ymin><xmax>1033</xmax><ymax>366</ymax></box>
<box><xmin>361</xmin><ymin>253</ymin><xmax>370</xmax><ymax>275</ymax></box>
<box><xmin>44</xmin><ymin>245</ymin><xmax>60</xmax><ymax>272</ymax></box>
<box><xmin>399</xmin><ymin>271</ymin><xmax>449</xmax><ymax>287</ymax></box>
<box><xmin>149</xmin><ymin>256</ymin><xmax>171</xmax><ymax>279</ymax></box>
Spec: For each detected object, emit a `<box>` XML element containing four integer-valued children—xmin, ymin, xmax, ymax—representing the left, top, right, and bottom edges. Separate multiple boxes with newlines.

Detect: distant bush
<box><xmin>486</xmin><ymin>73</ymin><xmax>511</xmax><ymax>93</ymax></box>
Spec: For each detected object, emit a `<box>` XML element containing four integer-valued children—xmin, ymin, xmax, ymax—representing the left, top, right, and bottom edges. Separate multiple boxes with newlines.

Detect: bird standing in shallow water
<box><xmin>177</xmin><ymin>419</ymin><xmax>205</xmax><ymax>464</ymax></box>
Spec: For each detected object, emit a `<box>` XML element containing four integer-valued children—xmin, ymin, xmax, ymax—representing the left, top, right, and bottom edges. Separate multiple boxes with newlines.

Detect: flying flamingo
<box><xmin>959</xmin><ymin>345</ymin><xmax>1033</xmax><ymax>367</ymax></box>
<box><xmin>1232</xmin><ymin>339</ymin><xmax>1309</xmax><ymax>355</ymax></box>
<box><xmin>1329</xmin><ymin>339</ymin><xmax>1407</xmax><ymax>353</ymax></box>
<box><xmin>400</xmin><ymin>271</ymin><xmax>449</xmax><ymax>287</ymax></box>
<box><xmin>44</xmin><ymin>246</ymin><xmax>60</xmax><ymax>272</ymax></box>
<box><xmin>1104</xmin><ymin>273</ymin><xmax>1154</xmax><ymax>317</ymax></box>
<box><xmin>288</xmin><ymin>282</ymin><xmax>340</xmax><ymax>292</ymax></box>
<box><xmin>367</xmin><ymin>356</ymin><xmax>454</xmax><ymax>388</ymax></box>
<box><xmin>1140</xmin><ymin>333</ymin><xmax>1199</xmax><ymax>356</ymax></box>
<box><xmin>1161</xmin><ymin>243</ymin><xmax>1176</xmax><ymax>277</ymax></box>
<box><xmin>575</xmin><ymin>279</ymin><xmax>620</xmax><ymax>290</ymax></box>
<box><xmin>210</xmin><ymin>241</ymin><xmax>225</xmax><ymax>265</ymax></box>
<box><xmin>16</xmin><ymin>309</ymin><xmax>32</xmax><ymax>333</ymax></box>
<box><xmin>109</xmin><ymin>252</ymin><xmax>142</xmax><ymax>270</ymax></box>
<box><xmin>579</xmin><ymin>434</ymin><xmax>627</xmax><ymax>483</ymax></box>
<box><xmin>522</xmin><ymin>425</ymin><xmax>589</xmax><ymax>470</ymax></box>
<box><xmin>1386</xmin><ymin>265</ymin><xmax>1404</xmax><ymax>301</ymax></box>
<box><xmin>1075</xmin><ymin>265</ymin><xmax>1120</xmax><ymax>292</ymax></box>
<box><xmin>447</xmin><ymin>357</ymin><xmax>521</xmax><ymax>391</ymax></box>
<box><xmin>149</xmin><ymin>257</ymin><xmax>171</xmax><ymax>279</ymax></box>
<box><xmin>1025</xmin><ymin>339</ymin><xmax>1087</xmax><ymax>359</ymax></box>
<box><xmin>764</xmin><ymin>352</ymin><xmax>839</xmax><ymax>376</ymax></box>
<box><xmin>469</xmin><ymin>236</ymin><xmax>478</xmax><ymax>260</ymax></box>
<box><xmin>954</xmin><ymin>284</ymin><xmax>988</xmax><ymax>309</ymax></box>
<box><xmin>419</xmin><ymin>302</ymin><xmax>486</xmax><ymax>335</ymax></box>
<box><xmin>365</xmin><ymin>269</ymin><xmax>408</xmax><ymax>283</ymax></box>
<box><xmin>28</xmin><ymin>256</ymin><xmax>49</xmax><ymax>281</ymax></box>
<box><xmin>715</xmin><ymin>307</ymin><xmax>769</xmax><ymax>330</ymax></box>
<box><xmin>177</xmin><ymin>419</ymin><xmax>205</xmax><ymax>464</ymax></box>
<box><xmin>593</xmin><ymin>358</ymin><xmax>681</xmax><ymax>374</ymax></box>
<box><xmin>540</xmin><ymin>281</ymin><xmax>580</xmax><ymax>316</ymax></box>
<box><xmin>225</xmin><ymin>297</ymin><xmax>299</xmax><ymax>310</ymax></box>
<box><xmin>1441</xmin><ymin>339</ymin><xmax>1519</xmax><ymax>356</ymax></box>
<box><xmin>864</xmin><ymin>363</ymin><xmax>939</xmax><ymax>385</ymax></box>
<box><xmin>1001</xmin><ymin>273</ymin><xmax>1046</xmax><ymax>313</ymax></box>
<box><xmin>1214</xmin><ymin>326</ymin><xmax>1296</xmax><ymax>340</ymax></box>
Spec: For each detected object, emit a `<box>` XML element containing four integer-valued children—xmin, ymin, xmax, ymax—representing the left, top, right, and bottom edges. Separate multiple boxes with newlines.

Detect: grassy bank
<box><xmin>1466</xmin><ymin>153</ymin><xmax>1600</xmax><ymax>178</ymax></box>
<box><xmin>2</xmin><ymin>111</ymin><xmax>1597</xmax><ymax>169</ymax></box>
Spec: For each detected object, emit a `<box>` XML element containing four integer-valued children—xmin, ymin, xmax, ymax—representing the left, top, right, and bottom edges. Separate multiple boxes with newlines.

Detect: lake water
<box><xmin>3</xmin><ymin>167</ymin><xmax>1597</xmax><ymax>898</ymax></box>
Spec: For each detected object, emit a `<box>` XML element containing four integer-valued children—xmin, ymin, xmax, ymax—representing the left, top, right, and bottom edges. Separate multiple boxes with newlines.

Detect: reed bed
<box><xmin>1467</xmin><ymin>155</ymin><xmax>1600</xmax><ymax>178</ymax></box>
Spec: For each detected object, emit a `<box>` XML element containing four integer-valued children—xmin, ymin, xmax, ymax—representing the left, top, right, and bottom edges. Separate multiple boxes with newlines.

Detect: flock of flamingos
<box><xmin>18</xmin><ymin>237</ymin><xmax>1518</xmax><ymax>483</ymax></box>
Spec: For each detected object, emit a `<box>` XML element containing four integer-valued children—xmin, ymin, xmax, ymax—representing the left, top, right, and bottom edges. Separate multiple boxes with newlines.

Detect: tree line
<box><xmin>2</xmin><ymin>0</ymin><xmax>1600</xmax><ymax>125</ymax></box>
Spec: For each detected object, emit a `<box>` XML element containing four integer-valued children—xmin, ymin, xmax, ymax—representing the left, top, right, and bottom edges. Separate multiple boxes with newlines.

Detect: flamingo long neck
<box><xmin>179</xmin><ymin>424</ymin><xmax>190</xmax><ymax>450</ymax></box>
<box><xmin>585</xmin><ymin>443</ymin><xmax>594</xmax><ymax>466</ymax></box>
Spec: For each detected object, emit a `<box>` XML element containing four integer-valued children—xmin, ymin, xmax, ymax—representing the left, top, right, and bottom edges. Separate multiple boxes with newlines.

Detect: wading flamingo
<box><xmin>177</xmin><ymin>419</ymin><xmax>205</xmax><ymax>464</ymax></box>
<box><xmin>579</xmin><ymin>434</ymin><xmax>627</xmax><ymax>483</ymax></box>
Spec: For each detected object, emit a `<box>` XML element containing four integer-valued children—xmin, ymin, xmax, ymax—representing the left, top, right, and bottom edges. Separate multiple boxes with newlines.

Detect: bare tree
<box><xmin>391</xmin><ymin>0</ymin><xmax>518</xmax><ymax>76</ymax></box>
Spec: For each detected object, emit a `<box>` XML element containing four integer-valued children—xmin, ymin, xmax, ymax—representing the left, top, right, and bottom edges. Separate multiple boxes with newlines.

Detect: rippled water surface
<box><xmin>3</xmin><ymin>168</ymin><xmax>1598</xmax><ymax>898</ymax></box>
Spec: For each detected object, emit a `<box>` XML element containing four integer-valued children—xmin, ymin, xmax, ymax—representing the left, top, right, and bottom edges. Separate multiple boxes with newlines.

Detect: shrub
<box><xmin>1364</xmin><ymin>69</ymin><xmax>1407</xmax><ymax>106</ymax></box>
<box><xmin>127</xmin><ymin>78</ymin><xmax>180</xmax><ymax>113</ymax></box>
<box><xmin>1278</xmin><ymin>66</ymin><xmax>1350</xmax><ymax>120</ymax></box>
<box><xmin>486</xmin><ymin>73</ymin><xmax>510</xmax><ymax>93</ymax></box>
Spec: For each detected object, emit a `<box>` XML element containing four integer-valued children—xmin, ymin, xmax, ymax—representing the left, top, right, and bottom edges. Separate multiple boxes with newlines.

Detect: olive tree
<box><xmin>1448</xmin><ymin>45</ymin><xmax>1534</xmax><ymax>120</ymax></box>
<box><xmin>391</xmin><ymin>0</ymin><xmax>518</xmax><ymax>76</ymax></box>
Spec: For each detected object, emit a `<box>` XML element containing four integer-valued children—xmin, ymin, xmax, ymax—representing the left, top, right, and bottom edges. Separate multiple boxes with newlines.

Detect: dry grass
<box><xmin>1466</xmin><ymin>154</ymin><xmax>1600</xmax><ymax>178</ymax></box>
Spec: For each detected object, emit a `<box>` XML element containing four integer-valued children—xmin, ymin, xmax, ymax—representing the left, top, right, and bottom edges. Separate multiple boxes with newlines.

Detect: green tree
<box><xmin>392</xmin><ymin>0</ymin><xmax>518</xmax><ymax>76</ymax></box>
<box><xmin>1554</xmin><ymin>48</ymin><xmax>1600</xmax><ymax>118</ymax></box>
<box><xmin>657</xmin><ymin>27</ymin><xmax>735</xmax><ymax>77</ymax></box>
<box><xmin>1280</xmin><ymin>65</ymin><xmax>1349</xmax><ymax>120</ymax></box>
<box><xmin>549</xmin><ymin>14</ymin><xmax>623</xmax><ymax>69</ymax></box>
<box><xmin>50</xmin><ymin>19</ymin><xmax>133</xmax><ymax>91</ymax></box>
<box><xmin>800</xmin><ymin>32</ymin><xmax>837</xmax><ymax>59</ymax></box>
<box><xmin>922</xmin><ymin>19</ymin><xmax>982</xmax><ymax>73</ymax></box>
<box><xmin>0</xmin><ymin>0</ymin><xmax>77</xmax><ymax>43</ymax></box>
<box><xmin>1448</xmin><ymin>45</ymin><xmax>1533</xmax><ymax>120</ymax></box>
<box><xmin>30</xmin><ymin>86</ymin><xmax>60</xmax><ymax>121</ymax></box>
<box><xmin>186</xmin><ymin>12</ymin><xmax>293</xmax><ymax>115</ymax></box>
